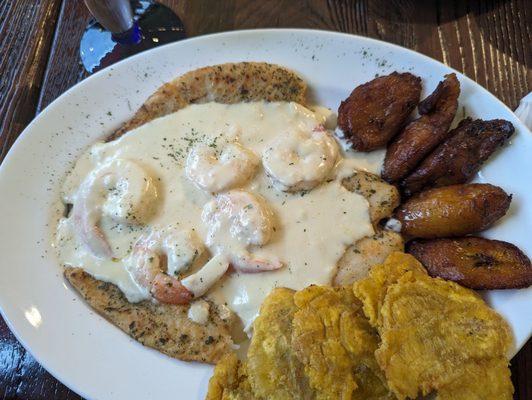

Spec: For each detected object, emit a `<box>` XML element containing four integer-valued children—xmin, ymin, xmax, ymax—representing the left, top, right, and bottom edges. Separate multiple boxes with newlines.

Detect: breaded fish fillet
<box><xmin>333</xmin><ymin>171</ymin><xmax>401</xmax><ymax>286</ymax></box>
<box><xmin>67</xmin><ymin>62</ymin><xmax>307</xmax><ymax>364</ymax></box>
<box><xmin>110</xmin><ymin>62</ymin><xmax>307</xmax><ymax>140</ymax></box>
<box><xmin>341</xmin><ymin>170</ymin><xmax>400</xmax><ymax>225</ymax></box>
<box><xmin>353</xmin><ymin>252</ymin><xmax>514</xmax><ymax>400</ymax></box>
<box><xmin>64</xmin><ymin>268</ymin><xmax>233</xmax><ymax>364</ymax></box>
<box><xmin>66</xmin><ymin>63</ymin><xmax>399</xmax><ymax>368</ymax></box>
<box><xmin>334</xmin><ymin>230</ymin><xmax>404</xmax><ymax>286</ymax></box>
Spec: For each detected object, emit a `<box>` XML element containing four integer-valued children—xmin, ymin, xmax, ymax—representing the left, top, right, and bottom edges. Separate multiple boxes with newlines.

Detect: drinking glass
<box><xmin>80</xmin><ymin>0</ymin><xmax>186</xmax><ymax>73</ymax></box>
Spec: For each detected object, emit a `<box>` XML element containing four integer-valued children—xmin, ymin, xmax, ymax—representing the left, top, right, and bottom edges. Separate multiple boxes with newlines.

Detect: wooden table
<box><xmin>0</xmin><ymin>1</ymin><xmax>530</xmax><ymax>398</ymax></box>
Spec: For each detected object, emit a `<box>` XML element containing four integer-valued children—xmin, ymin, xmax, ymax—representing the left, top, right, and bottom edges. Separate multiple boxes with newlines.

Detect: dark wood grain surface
<box><xmin>0</xmin><ymin>0</ymin><xmax>530</xmax><ymax>399</ymax></box>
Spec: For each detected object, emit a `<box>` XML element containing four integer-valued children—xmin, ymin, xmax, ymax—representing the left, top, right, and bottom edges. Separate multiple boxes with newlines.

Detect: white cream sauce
<box><xmin>187</xmin><ymin>299</ymin><xmax>210</xmax><ymax>325</ymax></box>
<box><xmin>55</xmin><ymin>102</ymin><xmax>384</xmax><ymax>330</ymax></box>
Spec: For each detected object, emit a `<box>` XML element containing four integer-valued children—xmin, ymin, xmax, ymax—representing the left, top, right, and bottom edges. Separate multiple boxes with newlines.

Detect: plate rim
<box><xmin>3</xmin><ymin>28</ymin><xmax>529</xmax><ymax>166</ymax></box>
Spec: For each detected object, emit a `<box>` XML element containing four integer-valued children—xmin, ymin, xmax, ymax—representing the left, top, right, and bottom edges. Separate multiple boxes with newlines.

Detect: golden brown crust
<box><xmin>341</xmin><ymin>170</ymin><xmax>400</xmax><ymax>225</ymax></box>
<box><xmin>334</xmin><ymin>171</ymin><xmax>402</xmax><ymax>286</ymax></box>
<box><xmin>401</xmin><ymin>118</ymin><xmax>514</xmax><ymax>196</ymax></box>
<box><xmin>109</xmin><ymin>62</ymin><xmax>307</xmax><ymax>140</ymax></box>
<box><xmin>291</xmin><ymin>286</ymin><xmax>394</xmax><ymax>399</ymax></box>
<box><xmin>337</xmin><ymin>72</ymin><xmax>421</xmax><ymax>152</ymax></box>
<box><xmin>207</xmin><ymin>286</ymin><xmax>394</xmax><ymax>399</ymax></box>
<box><xmin>334</xmin><ymin>230</ymin><xmax>404</xmax><ymax>286</ymax></box>
<box><xmin>382</xmin><ymin>73</ymin><xmax>460</xmax><ymax>183</ymax></box>
<box><xmin>65</xmin><ymin>62</ymin><xmax>309</xmax><ymax>364</ymax></box>
<box><xmin>353</xmin><ymin>252</ymin><xmax>514</xmax><ymax>400</ymax></box>
<box><xmin>206</xmin><ymin>353</ymin><xmax>256</xmax><ymax>400</ymax></box>
<box><xmin>246</xmin><ymin>288</ymin><xmax>313</xmax><ymax>399</ymax></box>
<box><xmin>407</xmin><ymin>237</ymin><xmax>532</xmax><ymax>290</ymax></box>
<box><xmin>64</xmin><ymin>267</ymin><xmax>233</xmax><ymax>364</ymax></box>
<box><xmin>396</xmin><ymin>183</ymin><xmax>511</xmax><ymax>239</ymax></box>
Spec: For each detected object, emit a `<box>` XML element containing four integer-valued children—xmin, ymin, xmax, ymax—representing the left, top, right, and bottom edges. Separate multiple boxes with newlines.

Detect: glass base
<box><xmin>80</xmin><ymin>0</ymin><xmax>186</xmax><ymax>74</ymax></box>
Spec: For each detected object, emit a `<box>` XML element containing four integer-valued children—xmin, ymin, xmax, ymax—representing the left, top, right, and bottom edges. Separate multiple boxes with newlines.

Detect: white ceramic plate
<box><xmin>0</xmin><ymin>29</ymin><xmax>530</xmax><ymax>400</ymax></box>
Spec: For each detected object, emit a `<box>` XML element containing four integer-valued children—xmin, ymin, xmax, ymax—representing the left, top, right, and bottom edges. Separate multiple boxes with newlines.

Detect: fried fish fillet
<box><xmin>382</xmin><ymin>74</ymin><xmax>460</xmax><ymax>183</ymax></box>
<box><xmin>67</xmin><ymin>62</ymin><xmax>308</xmax><ymax>364</ymax></box>
<box><xmin>110</xmin><ymin>62</ymin><xmax>307</xmax><ymax>140</ymax></box>
<box><xmin>334</xmin><ymin>230</ymin><xmax>404</xmax><ymax>286</ymax></box>
<box><xmin>353</xmin><ymin>252</ymin><xmax>514</xmax><ymax>400</ymax></box>
<box><xmin>341</xmin><ymin>171</ymin><xmax>400</xmax><ymax>225</ymax></box>
<box><xmin>334</xmin><ymin>171</ymin><xmax>402</xmax><ymax>286</ymax></box>
<box><xmin>64</xmin><ymin>267</ymin><xmax>233</xmax><ymax>364</ymax></box>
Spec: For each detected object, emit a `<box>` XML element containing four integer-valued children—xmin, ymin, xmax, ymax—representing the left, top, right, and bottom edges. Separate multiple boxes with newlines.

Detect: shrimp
<box><xmin>262</xmin><ymin>125</ymin><xmax>339</xmax><ymax>192</ymax></box>
<box><xmin>185</xmin><ymin>142</ymin><xmax>259</xmax><ymax>193</ymax></box>
<box><xmin>129</xmin><ymin>226</ymin><xmax>206</xmax><ymax>276</ymax></box>
<box><xmin>201</xmin><ymin>190</ymin><xmax>283</xmax><ymax>272</ymax></box>
<box><xmin>72</xmin><ymin>159</ymin><xmax>158</xmax><ymax>259</ymax></box>
<box><xmin>125</xmin><ymin>226</ymin><xmax>229</xmax><ymax>304</ymax></box>
<box><xmin>229</xmin><ymin>254</ymin><xmax>283</xmax><ymax>273</ymax></box>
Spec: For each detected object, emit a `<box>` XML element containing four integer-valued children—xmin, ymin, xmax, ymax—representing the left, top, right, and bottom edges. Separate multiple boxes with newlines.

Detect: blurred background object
<box><xmin>81</xmin><ymin>0</ymin><xmax>186</xmax><ymax>73</ymax></box>
<box><xmin>515</xmin><ymin>93</ymin><xmax>532</xmax><ymax>130</ymax></box>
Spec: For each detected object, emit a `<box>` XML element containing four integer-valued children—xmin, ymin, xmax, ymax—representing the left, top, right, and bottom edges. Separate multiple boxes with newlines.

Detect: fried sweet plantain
<box><xmin>353</xmin><ymin>252</ymin><xmax>514</xmax><ymax>400</ymax></box>
<box><xmin>396</xmin><ymin>183</ymin><xmax>511</xmax><ymax>238</ymax></box>
<box><xmin>382</xmin><ymin>74</ymin><xmax>460</xmax><ymax>183</ymax></box>
<box><xmin>408</xmin><ymin>237</ymin><xmax>532</xmax><ymax>289</ymax></box>
<box><xmin>337</xmin><ymin>72</ymin><xmax>421</xmax><ymax>151</ymax></box>
<box><xmin>401</xmin><ymin>118</ymin><xmax>515</xmax><ymax>196</ymax></box>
